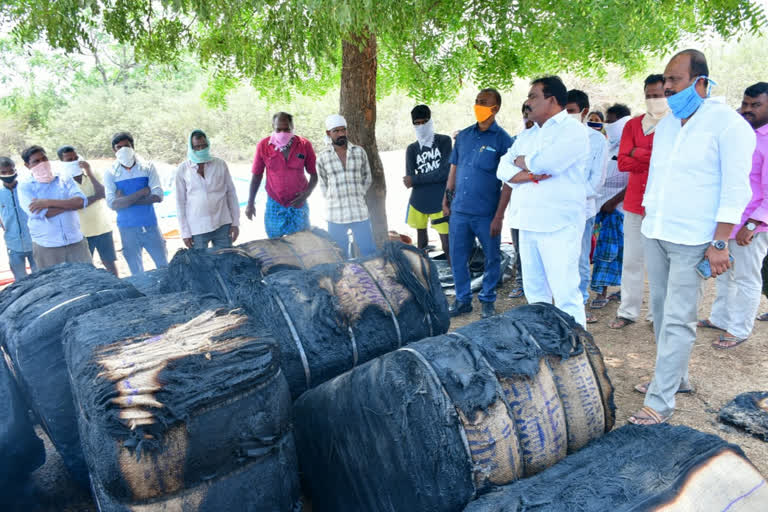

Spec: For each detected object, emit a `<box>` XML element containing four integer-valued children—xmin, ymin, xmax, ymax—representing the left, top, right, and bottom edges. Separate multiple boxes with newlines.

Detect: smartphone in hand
<box><xmin>696</xmin><ymin>255</ymin><xmax>735</xmax><ymax>279</ymax></box>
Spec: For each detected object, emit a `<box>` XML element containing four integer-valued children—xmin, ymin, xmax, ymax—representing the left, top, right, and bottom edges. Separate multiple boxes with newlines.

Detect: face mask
<box><xmin>645</xmin><ymin>98</ymin><xmax>670</xmax><ymax>118</ymax></box>
<box><xmin>269</xmin><ymin>131</ymin><xmax>293</xmax><ymax>151</ymax></box>
<box><xmin>0</xmin><ymin>173</ymin><xmax>16</xmax><ymax>184</ymax></box>
<box><xmin>587</xmin><ymin>121</ymin><xmax>603</xmax><ymax>130</ymax></box>
<box><xmin>413</xmin><ymin>119</ymin><xmax>435</xmax><ymax>148</ymax></box>
<box><xmin>30</xmin><ymin>161</ymin><xmax>54</xmax><ymax>183</ymax></box>
<box><xmin>188</xmin><ymin>147</ymin><xmax>212</xmax><ymax>164</ymax></box>
<box><xmin>115</xmin><ymin>146</ymin><xmax>136</xmax><ymax>168</ymax></box>
<box><xmin>568</xmin><ymin>112</ymin><xmax>584</xmax><ymax>123</ymax></box>
<box><xmin>604</xmin><ymin>119</ymin><xmax>626</xmax><ymax>145</ymax></box>
<box><xmin>60</xmin><ymin>159</ymin><xmax>82</xmax><ymax>180</ymax></box>
<box><xmin>667</xmin><ymin>76</ymin><xmax>716</xmax><ymax>119</ymax></box>
<box><xmin>474</xmin><ymin>104</ymin><xmax>494</xmax><ymax>123</ymax></box>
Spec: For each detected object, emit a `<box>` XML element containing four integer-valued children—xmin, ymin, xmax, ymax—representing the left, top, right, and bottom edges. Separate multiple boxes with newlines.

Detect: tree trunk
<box><xmin>339</xmin><ymin>32</ymin><xmax>389</xmax><ymax>246</ymax></box>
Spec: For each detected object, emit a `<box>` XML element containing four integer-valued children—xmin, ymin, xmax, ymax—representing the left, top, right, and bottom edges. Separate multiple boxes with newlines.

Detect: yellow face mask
<box><xmin>474</xmin><ymin>104</ymin><xmax>494</xmax><ymax>123</ymax></box>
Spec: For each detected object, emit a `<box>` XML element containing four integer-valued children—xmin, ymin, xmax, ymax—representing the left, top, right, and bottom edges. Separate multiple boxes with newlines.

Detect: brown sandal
<box><xmin>712</xmin><ymin>334</ymin><xmax>748</xmax><ymax>349</ymax></box>
<box><xmin>628</xmin><ymin>406</ymin><xmax>672</xmax><ymax>426</ymax></box>
<box><xmin>633</xmin><ymin>382</ymin><xmax>694</xmax><ymax>394</ymax></box>
<box><xmin>697</xmin><ymin>319</ymin><xmax>724</xmax><ymax>331</ymax></box>
<box><xmin>609</xmin><ymin>316</ymin><xmax>635</xmax><ymax>329</ymax></box>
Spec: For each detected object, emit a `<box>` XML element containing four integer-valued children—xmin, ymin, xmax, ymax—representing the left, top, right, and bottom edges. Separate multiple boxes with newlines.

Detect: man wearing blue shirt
<box><xmin>0</xmin><ymin>157</ymin><xmax>36</xmax><ymax>280</ymax></box>
<box><xmin>17</xmin><ymin>146</ymin><xmax>92</xmax><ymax>269</ymax></box>
<box><xmin>443</xmin><ymin>88</ymin><xmax>514</xmax><ymax>318</ymax></box>
<box><xmin>103</xmin><ymin>132</ymin><xmax>168</xmax><ymax>275</ymax></box>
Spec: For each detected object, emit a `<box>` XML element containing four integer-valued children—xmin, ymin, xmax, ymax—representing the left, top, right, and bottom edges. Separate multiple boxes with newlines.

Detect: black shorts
<box><xmin>87</xmin><ymin>231</ymin><xmax>117</xmax><ymax>262</ymax></box>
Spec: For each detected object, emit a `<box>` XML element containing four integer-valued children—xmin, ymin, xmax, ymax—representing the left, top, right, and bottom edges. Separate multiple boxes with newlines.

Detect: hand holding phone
<box><xmin>696</xmin><ymin>255</ymin><xmax>735</xmax><ymax>279</ymax></box>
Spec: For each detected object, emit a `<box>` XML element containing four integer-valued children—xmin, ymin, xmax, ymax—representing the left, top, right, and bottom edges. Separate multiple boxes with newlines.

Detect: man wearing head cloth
<box><xmin>247</xmin><ymin>112</ymin><xmax>318</xmax><ymax>238</ymax></box>
<box><xmin>404</xmin><ymin>105</ymin><xmax>452</xmax><ymax>258</ymax></box>
<box><xmin>316</xmin><ymin>114</ymin><xmax>375</xmax><ymax>258</ymax></box>
<box><xmin>175</xmin><ymin>129</ymin><xmax>241</xmax><ymax>249</ymax></box>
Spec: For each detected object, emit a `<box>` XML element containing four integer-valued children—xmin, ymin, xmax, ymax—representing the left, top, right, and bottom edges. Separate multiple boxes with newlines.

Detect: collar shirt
<box><xmin>497</xmin><ymin>110</ymin><xmax>589</xmax><ymax>233</ymax></box>
<box><xmin>0</xmin><ymin>184</ymin><xmax>33</xmax><ymax>252</ymax></box>
<box><xmin>104</xmin><ymin>158</ymin><xmax>163</xmax><ymax>228</ymax></box>
<box><xmin>175</xmin><ymin>157</ymin><xmax>241</xmax><ymax>239</ymax></box>
<box><xmin>584</xmin><ymin>128</ymin><xmax>609</xmax><ymax>218</ymax></box>
<box><xmin>642</xmin><ymin>99</ymin><xmax>756</xmax><ymax>245</ymax></box>
<box><xmin>596</xmin><ymin>143</ymin><xmax>629</xmax><ymax>212</ymax></box>
<box><xmin>316</xmin><ymin>143</ymin><xmax>372</xmax><ymax>224</ymax></box>
<box><xmin>731</xmin><ymin>123</ymin><xmax>768</xmax><ymax>237</ymax></box>
<box><xmin>74</xmin><ymin>172</ymin><xmax>113</xmax><ymax>238</ymax></box>
<box><xmin>251</xmin><ymin>135</ymin><xmax>317</xmax><ymax>207</ymax></box>
<box><xmin>449</xmin><ymin>121</ymin><xmax>514</xmax><ymax>217</ymax></box>
<box><xmin>17</xmin><ymin>175</ymin><xmax>87</xmax><ymax>248</ymax></box>
<box><xmin>500</xmin><ymin>129</ymin><xmax>534</xmax><ymax>229</ymax></box>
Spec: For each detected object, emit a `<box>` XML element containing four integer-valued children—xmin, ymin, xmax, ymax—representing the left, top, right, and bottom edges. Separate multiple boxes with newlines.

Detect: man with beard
<box><xmin>316</xmin><ymin>114</ymin><xmax>375</xmax><ymax>258</ymax></box>
<box><xmin>629</xmin><ymin>50</ymin><xmax>755</xmax><ymax>425</ymax></box>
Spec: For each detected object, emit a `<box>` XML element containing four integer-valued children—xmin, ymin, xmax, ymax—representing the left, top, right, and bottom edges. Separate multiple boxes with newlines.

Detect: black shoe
<box><xmin>449</xmin><ymin>300</ymin><xmax>473</xmax><ymax>317</ymax></box>
<box><xmin>481</xmin><ymin>301</ymin><xmax>496</xmax><ymax>319</ymax></box>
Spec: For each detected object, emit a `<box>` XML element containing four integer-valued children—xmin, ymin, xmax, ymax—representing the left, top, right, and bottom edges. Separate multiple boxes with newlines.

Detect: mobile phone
<box><xmin>695</xmin><ymin>255</ymin><xmax>735</xmax><ymax>279</ymax></box>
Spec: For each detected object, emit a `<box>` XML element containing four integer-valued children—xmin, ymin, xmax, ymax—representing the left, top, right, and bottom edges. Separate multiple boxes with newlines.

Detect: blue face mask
<box><xmin>667</xmin><ymin>76</ymin><xmax>716</xmax><ymax>119</ymax></box>
<box><xmin>188</xmin><ymin>147</ymin><xmax>211</xmax><ymax>164</ymax></box>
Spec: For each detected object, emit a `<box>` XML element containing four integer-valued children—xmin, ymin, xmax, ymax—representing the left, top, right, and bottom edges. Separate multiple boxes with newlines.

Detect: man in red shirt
<box><xmin>246</xmin><ymin>112</ymin><xmax>318</xmax><ymax>238</ymax></box>
<box><xmin>610</xmin><ymin>74</ymin><xmax>669</xmax><ymax>329</ymax></box>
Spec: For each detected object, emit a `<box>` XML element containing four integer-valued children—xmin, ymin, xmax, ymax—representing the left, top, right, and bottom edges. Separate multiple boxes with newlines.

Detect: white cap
<box><xmin>325</xmin><ymin>114</ymin><xmax>347</xmax><ymax>131</ymax></box>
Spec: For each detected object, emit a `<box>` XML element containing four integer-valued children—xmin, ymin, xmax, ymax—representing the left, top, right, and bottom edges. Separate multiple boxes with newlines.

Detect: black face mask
<box><xmin>333</xmin><ymin>136</ymin><xmax>348</xmax><ymax>146</ymax></box>
<box><xmin>0</xmin><ymin>173</ymin><xmax>16</xmax><ymax>184</ymax></box>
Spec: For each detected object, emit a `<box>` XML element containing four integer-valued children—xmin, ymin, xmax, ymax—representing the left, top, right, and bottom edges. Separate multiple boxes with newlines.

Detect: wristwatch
<box><xmin>746</xmin><ymin>221</ymin><xmax>758</xmax><ymax>231</ymax></box>
<box><xmin>711</xmin><ymin>240</ymin><xmax>727</xmax><ymax>250</ymax></box>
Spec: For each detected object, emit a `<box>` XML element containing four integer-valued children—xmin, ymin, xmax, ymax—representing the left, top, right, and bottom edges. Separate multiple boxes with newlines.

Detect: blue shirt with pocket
<box><xmin>450</xmin><ymin>121</ymin><xmax>514</xmax><ymax>217</ymax></box>
<box><xmin>0</xmin><ymin>184</ymin><xmax>33</xmax><ymax>252</ymax></box>
<box><xmin>104</xmin><ymin>159</ymin><xmax>163</xmax><ymax>228</ymax></box>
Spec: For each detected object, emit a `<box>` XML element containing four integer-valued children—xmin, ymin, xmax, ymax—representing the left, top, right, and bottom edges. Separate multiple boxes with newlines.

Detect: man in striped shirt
<box><xmin>316</xmin><ymin>115</ymin><xmax>375</xmax><ymax>258</ymax></box>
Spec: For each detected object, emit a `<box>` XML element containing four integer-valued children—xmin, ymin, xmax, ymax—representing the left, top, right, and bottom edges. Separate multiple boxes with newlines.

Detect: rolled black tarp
<box><xmin>463</xmin><ymin>424</ymin><xmax>768</xmax><ymax>511</ymax></box>
<box><xmin>0</xmin><ymin>352</ymin><xmax>45</xmax><ymax>495</ymax></box>
<box><xmin>235</xmin><ymin>227</ymin><xmax>343</xmax><ymax>273</ymax></box>
<box><xmin>122</xmin><ymin>267</ymin><xmax>169</xmax><ymax>296</ymax></box>
<box><xmin>0</xmin><ymin>263</ymin><xmax>141</xmax><ymax>484</ymax></box>
<box><xmin>63</xmin><ymin>293</ymin><xmax>301</xmax><ymax>511</ymax></box>
<box><xmin>719</xmin><ymin>391</ymin><xmax>768</xmax><ymax>442</ymax></box>
<box><xmin>293</xmin><ymin>304</ymin><xmax>613</xmax><ymax>512</ymax></box>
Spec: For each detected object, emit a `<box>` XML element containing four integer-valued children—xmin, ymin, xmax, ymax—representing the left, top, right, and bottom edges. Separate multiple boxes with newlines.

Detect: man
<box><xmin>246</xmin><ymin>112</ymin><xmax>318</xmax><ymax>238</ymax></box>
<box><xmin>611</xmin><ymin>74</ymin><xmax>668</xmax><ymax>329</ymax></box>
<box><xmin>589</xmin><ymin>105</ymin><xmax>632</xmax><ymax>314</ymax></box>
<box><xmin>58</xmin><ymin>146</ymin><xmax>119</xmax><ymax>277</ymax></box>
<box><xmin>17</xmin><ymin>146</ymin><xmax>91</xmax><ymax>269</ymax></box>
<box><xmin>176</xmin><ymin>130</ymin><xmax>240</xmax><ymax>249</ymax></box>
<box><xmin>566</xmin><ymin>89</ymin><xmax>608</xmax><ymax>321</ymax></box>
<box><xmin>404</xmin><ymin>105</ymin><xmax>451</xmax><ymax>257</ymax></box>
<box><xmin>701</xmin><ymin>82</ymin><xmax>768</xmax><ymax>349</ymax></box>
<box><xmin>506</xmin><ymin>103</ymin><xmax>535</xmax><ymax>299</ymax></box>
<box><xmin>316</xmin><ymin>114</ymin><xmax>375</xmax><ymax>258</ymax></box>
<box><xmin>629</xmin><ymin>50</ymin><xmax>755</xmax><ymax>425</ymax></box>
<box><xmin>0</xmin><ymin>157</ymin><xmax>36</xmax><ymax>279</ymax></box>
<box><xmin>103</xmin><ymin>132</ymin><xmax>167</xmax><ymax>275</ymax></box>
<box><xmin>497</xmin><ymin>76</ymin><xmax>589</xmax><ymax>327</ymax></box>
<box><xmin>444</xmin><ymin>88</ymin><xmax>514</xmax><ymax>319</ymax></box>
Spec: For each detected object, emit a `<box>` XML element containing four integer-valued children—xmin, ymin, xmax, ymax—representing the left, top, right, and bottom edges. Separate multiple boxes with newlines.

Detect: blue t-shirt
<box><xmin>450</xmin><ymin>121</ymin><xmax>514</xmax><ymax>217</ymax></box>
<box><xmin>104</xmin><ymin>160</ymin><xmax>163</xmax><ymax>228</ymax></box>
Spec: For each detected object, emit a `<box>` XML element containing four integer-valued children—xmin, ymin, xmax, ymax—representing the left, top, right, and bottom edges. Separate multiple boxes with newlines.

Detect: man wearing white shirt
<box><xmin>175</xmin><ymin>130</ymin><xmax>240</xmax><ymax>249</ymax></box>
<box><xmin>629</xmin><ymin>50</ymin><xmax>755</xmax><ymax>425</ymax></box>
<box><xmin>497</xmin><ymin>76</ymin><xmax>590</xmax><ymax>327</ymax></box>
<box><xmin>566</xmin><ymin>90</ymin><xmax>609</xmax><ymax>320</ymax></box>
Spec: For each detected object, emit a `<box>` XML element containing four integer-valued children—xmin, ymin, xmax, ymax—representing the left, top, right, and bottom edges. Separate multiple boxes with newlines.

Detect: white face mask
<box><xmin>413</xmin><ymin>119</ymin><xmax>435</xmax><ymax>148</ymax></box>
<box><xmin>568</xmin><ymin>112</ymin><xmax>584</xmax><ymax>123</ymax></box>
<box><xmin>604</xmin><ymin>116</ymin><xmax>630</xmax><ymax>146</ymax></box>
<box><xmin>59</xmin><ymin>159</ymin><xmax>82</xmax><ymax>180</ymax></box>
<box><xmin>115</xmin><ymin>146</ymin><xmax>136</xmax><ymax>168</ymax></box>
<box><xmin>645</xmin><ymin>97</ymin><xmax>670</xmax><ymax>118</ymax></box>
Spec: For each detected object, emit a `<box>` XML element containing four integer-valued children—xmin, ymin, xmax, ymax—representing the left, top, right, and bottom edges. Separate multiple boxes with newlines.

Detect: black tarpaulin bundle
<box><xmin>719</xmin><ymin>391</ymin><xmax>768</xmax><ymax>442</ymax></box>
<box><xmin>0</xmin><ymin>263</ymin><xmax>141</xmax><ymax>484</ymax></box>
<box><xmin>463</xmin><ymin>424</ymin><xmax>768</xmax><ymax>511</ymax></box>
<box><xmin>0</xmin><ymin>354</ymin><xmax>45</xmax><ymax>494</ymax></box>
<box><xmin>293</xmin><ymin>304</ymin><xmax>613</xmax><ymax>512</ymax></box>
<box><xmin>236</xmin><ymin>227</ymin><xmax>343</xmax><ymax>274</ymax></box>
<box><xmin>63</xmin><ymin>293</ymin><xmax>301</xmax><ymax>511</ymax></box>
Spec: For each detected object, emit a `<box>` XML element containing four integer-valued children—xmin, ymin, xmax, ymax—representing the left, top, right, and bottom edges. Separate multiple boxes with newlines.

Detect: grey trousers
<box><xmin>33</xmin><ymin>239</ymin><xmax>92</xmax><ymax>270</ymax></box>
<box><xmin>643</xmin><ymin>237</ymin><xmax>708</xmax><ymax>416</ymax></box>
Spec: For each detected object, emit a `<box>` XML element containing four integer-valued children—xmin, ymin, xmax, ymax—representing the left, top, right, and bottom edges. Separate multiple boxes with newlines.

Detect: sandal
<box><xmin>757</xmin><ymin>312</ymin><xmax>768</xmax><ymax>321</ymax></box>
<box><xmin>697</xmin><ymin>319</ymin><xmax>725</xmax><ymax>331</ymax></box>
<box><xmin>628</xmin><ymin>406</ymin><xmax>672</xmax><ymax>426</ymax></box>
<box><xmin>508</xmin><ymin>287</ymin><xmax>524</xmax><ymax>299</ymax></box>
<box><xmin>712</xmin><ymin>334</ymin><xmax>748</xmax><ymax>349</ymax></box>
<box><xmin>590</xmin><ymin>297</ymin><xmax>609</xmax><ymax>309</ymax></box>
<box><xmin>609</xmin><ymin>316</ymin><xmax>635</xmax><ymax>329</ymax></box>
<box><xmin>633</xmin><ymin>381</ymin><xmax>694</xmax><ymax>394</ymax></box>
<box><xmin>608</xmin><ymin>291</ymin><xmax>621</xmax><ymax>302</ymax></box>
<box><xmin>586</xmin><ymin>312</ymin><xmax>598</xmax><ymax>324</ymax></box>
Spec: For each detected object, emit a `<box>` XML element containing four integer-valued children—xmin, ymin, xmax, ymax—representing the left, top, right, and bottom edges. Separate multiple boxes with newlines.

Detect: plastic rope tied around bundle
<box><xmin>63</xmin><ymin>293</ymin><xmax>301</xmax><ymax>512</ymax></box>
<box><xmin>122</xmin><ymin>267</ymin><xmax>169</xmax><ymax>296</ymax></box>
<box><xmin>463</xmin><ymin>424</ymin><xmax>768</xmax><ymax>512</ymax></box>
<box><xmin>0</xmin><ymin>263</ymin><xmax>141</xmax><ymax>484</ymax></box>
<box><xmin>293</xmin><ymin>303</ymin><xmax>613</xmax><ymax>512</ymax></box>
<box><xmin>0</xmin><ymin>353</ymin><xmax>45</xmax><ymax>497</ymax></box>
<box><xmin>719</xmin><ymin>391</ymin><xmax>768</xmax><ymax>442</ymax></box>
<box><xmin>259</xmin><ymin>241</ymin><xmax>450</xmax><ymax>397</ymax></box>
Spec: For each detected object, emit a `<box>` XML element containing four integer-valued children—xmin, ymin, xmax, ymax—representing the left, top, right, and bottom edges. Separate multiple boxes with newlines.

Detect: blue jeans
<box><xmin>579</xmin><ymin>216</ymin><xmax>596</xmax><ymax>303</ymax></box>
<box><xmin>327</xmin><ymin>220</ymin><xmax>376</xmax><ymax>259</ymax></box>
<box><xmin>8</xmin><ymin>249</ymin><xmax>36</xmax><ymax>281</ymax></box>
<box><xmin>449</xmin><ymin>211</ymin><xmax>501</xmax><ymax>304</ymax></box>
<box><xmin>192</xmin><ymin>224</ymin><xmax>233</xmax><ymax>250</ymax></box>
<box><xmin>119</xmin><ymin>224</ymin><xmax>168</xmax><ymax>276</ymax></box>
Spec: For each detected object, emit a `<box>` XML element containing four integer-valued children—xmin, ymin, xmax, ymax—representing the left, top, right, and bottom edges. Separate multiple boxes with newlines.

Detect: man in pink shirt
<box><xmin>702</xmin><ymin>82</ymin><xmax>768</xmax><ymax>348</ymax></box>
<box><xmin>245</xmin><ymin>112</ymin><xmax>318</xmax><ymax>238</ymax></box>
